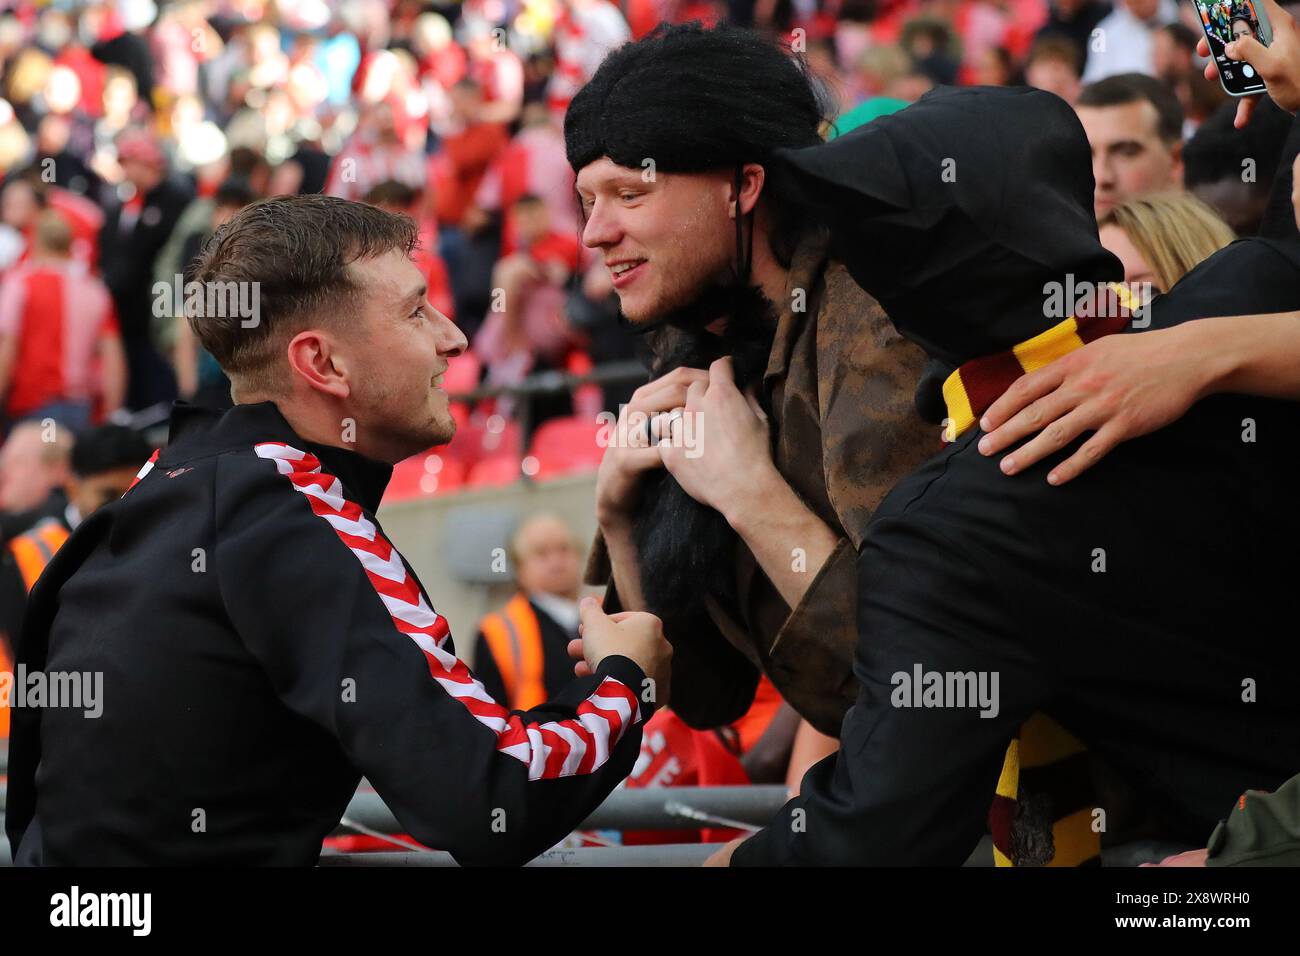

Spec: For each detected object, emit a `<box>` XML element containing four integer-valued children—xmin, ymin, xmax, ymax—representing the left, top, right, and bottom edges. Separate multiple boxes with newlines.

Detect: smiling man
<box><xmin>5</xmin><ymin>194</ymin><xmax>671</xmax><ymax>866</ymax></box>
<box><xmin>569</xmin><ymin>24</ymin><xmax>935</xmax><ymax>742</ymax></box>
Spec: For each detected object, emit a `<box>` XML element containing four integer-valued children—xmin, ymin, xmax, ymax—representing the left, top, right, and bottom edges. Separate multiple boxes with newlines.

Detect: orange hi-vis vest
<box><xmin>479</xmin><ymin>593</ymin><xmax>548</xmax><ymax>711</ymax></box>
<box><xmin>0</xmin><ymin>638</ymin><xmax>11</xmax><ymax>739</ymax></box>
<box><xmin>9</xmin><ymin>517</ymin><xmax>70</xmax><ymax>593</ymax></box>
<box><xmin>2</xmin><ymin>517</ymin><xmax>70</xmax><ymax>738</ymax></box>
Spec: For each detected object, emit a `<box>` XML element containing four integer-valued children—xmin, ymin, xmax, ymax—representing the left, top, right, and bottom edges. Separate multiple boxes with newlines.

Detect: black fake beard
<box><xmin>629</xmin><ymin>280</ymin><xmax>779</xmax><ymax>640</ymax></box>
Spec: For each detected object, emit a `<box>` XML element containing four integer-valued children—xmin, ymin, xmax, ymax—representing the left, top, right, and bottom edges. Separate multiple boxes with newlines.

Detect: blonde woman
<box><xmin>1098</xmin><ymin>192</ymin><xmax>1236</xmax><ymax>292</ymax></box>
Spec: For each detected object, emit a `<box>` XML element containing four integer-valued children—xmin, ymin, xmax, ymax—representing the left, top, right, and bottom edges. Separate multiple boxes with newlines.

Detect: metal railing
<box><xmin>337</xmin><ymin>785</ymin><xmax>787</xmax><ymax>837</ymax></box>
<box><xmin>0</xmin><ymin>774</ymin><xmax>785</xmax><ymax>866</ymax></box>
<box><xmin>318</xmin><ymin>843</ymin><xmax>727</xmax><ymax>867</ymax></box>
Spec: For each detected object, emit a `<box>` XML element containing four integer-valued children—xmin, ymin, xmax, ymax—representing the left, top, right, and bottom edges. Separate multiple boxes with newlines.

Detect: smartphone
<box><xmin>1190</xmin><ymin>0</ymin><xmax>1274</xmax><ymax>97</ymax></box>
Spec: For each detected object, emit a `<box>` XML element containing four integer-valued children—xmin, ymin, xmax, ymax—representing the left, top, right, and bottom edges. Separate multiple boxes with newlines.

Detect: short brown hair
<box><xmin>1077</xmin><ymin>73</ymin><xmax>1184</xmax><ymax>144</ymax></box>
<box><xmin>189</xmin><ymin>194</ymin><xmax>418</xmax><ymax>396</ymax></box>
<box><xmin>1026</xmin><ymin>36</ymin><xmax>1081</xmax><ymax>76</ymax></box>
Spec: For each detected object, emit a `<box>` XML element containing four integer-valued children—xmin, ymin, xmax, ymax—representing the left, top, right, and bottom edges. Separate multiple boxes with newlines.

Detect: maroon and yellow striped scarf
<box><xmin>941</xmin><ymin>282</ymin><xmax>1140</xmax><ymax>866</ymax></box>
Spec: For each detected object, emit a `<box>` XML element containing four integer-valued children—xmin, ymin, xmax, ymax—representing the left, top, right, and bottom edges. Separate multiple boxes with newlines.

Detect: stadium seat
<box><xmin>529</xmin><ymin>415</ymin><xmax>605</xmax><ymax>478</ymax></box>
<box><xmin>465</xmin><ymin>454</ymin><xmax>525</xmax><ymax>488</ymax></box>
<box><xmin>450</xmin><ymin>415</ymin><xmax>521</xmax><ymax>473</ymax></box>
<box><xmin>383</xmin><ymin>451</ymin><xmax>466</xmax><ymax>503</ymax></box>
<box><xmin>443</xmin><ymin>350</ymin><xmax>481</xmax><ymax>395</ymax></box>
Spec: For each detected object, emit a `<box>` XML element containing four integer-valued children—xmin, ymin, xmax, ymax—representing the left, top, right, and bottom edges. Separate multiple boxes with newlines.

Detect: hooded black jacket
<box><xmin>733</xmin><ymin>86</ymin><xmax>1300</xmax><ymax>864</ymax></box>
<box><xmin>5</xmin><ymin>401</ymin><xmax>648</xmax><ymax>865</ymax></box>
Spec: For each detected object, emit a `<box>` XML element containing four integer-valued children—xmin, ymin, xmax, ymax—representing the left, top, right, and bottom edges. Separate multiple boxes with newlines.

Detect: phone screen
<box><xmin>1191</xmin><ymin>0</ymin><xmax>1272</xmax><ymax>97</ymax></box>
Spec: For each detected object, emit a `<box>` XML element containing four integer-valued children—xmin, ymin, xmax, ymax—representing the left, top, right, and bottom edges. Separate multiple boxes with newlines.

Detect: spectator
<box><xmin>973</xmin><ymin>45</ymin><xmax>1017</xmax><ymax>87</ymax></box>
<box><xmin>0</xmin><ymin>420</ymin><xmax>74</xmax><ymax>539</ymax></box>
<box><xmin>1035</xmin><ymin>0</ymin><xmax>1113</xmax><ymax>75</ymax></box>
<box><xmin>268</xmin><ymin>122</ymin><xmax>331</xmax><ymax>196</ymax></box>
<box><xmin>154</xmin><ymin>148</ymin><xmax>268</xmax><ymax>305</ymax></box>
<box><xmin>548</xmin><ymin>0</ymin><xmax>632</xmax><ymax>115</ymax></box>
<box><xmin>34</xmin><ymin>112</ymin><xmax>101</xmax><ymax>199</ymax></box>
<box><xmin>1184</xmin><ymin>98</ymin><xmax>1295</xmax><ymax>235</ymax></box>
<box><xmin>1025</xmin><ymin>36</ymin><xmax>1084</xmax><ymax>104</ymax></box>
<box><xmin>0</xmin><ymin>424</ymin><xmax>152</xmax><ymax>737</ymax></box>
<box><xmin>172</xmin><ymin>178</ymin><xmax>258</xmax><ymax>409</ymax></box>
<box><xmin>99</xmin><ymin>126</ymin><xmax>193</xmax><ymax>410</ymax></box>
<box><xmin>900</xmin><ymin>17</ymin><xmax>960</xmax><ymax>86</ymax></box>
<box><xmin>411</xmin><ymin>12</ymin><xmax>467</xmax><ymax>94</ymax></box>
<box><xmin>0</xmin><ymin>211</ymin><xmax>125</xmax><ymax>433</ymax></box>
<box><xmin>432</xmin><ymin>78</ymin><xmax>510</xmax><ymax>333</ymax></box>
<box><xmin>324</xmin><ymin>101</ymin><xmax>425</xmax><ymax>202</ymax></box>
<box><xmin>1153</xmin><ymin>22</ymin><xmax>1199</xmax><ymax>88</ymax></box>
<box><xmin>92</xmin><ymin>66</ymin><xmax>146</xmax><ymax>157</ymax></box>
<box><xmin>1076</xmin><ymin>72</ymin><xmax>1185</xmax><ymax>219</ymax></box>
<box><xmin>473</xmin><ymin>102</ymin><xmax>580</xmax><ymax>254</ymax></box>
<box><xmin>0</xmin><ymin>169</ymin><xmax>103</xmax><ymax>270</ymax></box>
<box><xmin>1098</xmin><ymin>192</ymin><xmax>1236</xmax><ymax>290</ymax></box>
<box><xmin>1082</xmin><ymin>0</ymin><xmax>1180</xmax><ymax>82</ymax></box>
<box><xmin>848</xmin><ymin>43</ymin><xmax>917</xmax><ymax>106</ymax></box>
<box><xmin>473</xmin><ymin>194</ymin><xmax>581</xmax><ymax>408</ymax></box>
<box><xmin>472</xmin><ymin>513</ymin><xmax>584</xmax><ymax>710</ymax></box>
<box><xmin>363</xmin><ymin>179</ymin><xmax>455</xmax><ymax>323</ymax></box>
<box><xmin>806</xmin><ymin>37</ymin><xmax>850</xmax><ymax>109</ymax></box>
<box><xmin>461</xmin><ymin>16</ymin><xmax>526</xmax><ymax>127</ymax></box>
<box><xmin>89</xmin><ymin>0</ymin><xmax>159</xmax><ymax>112</ymax></box>
<box><xmin>1154</xmin><ymin>22</ymin><xmax>1223</xmax><ymax>138</ymax></box>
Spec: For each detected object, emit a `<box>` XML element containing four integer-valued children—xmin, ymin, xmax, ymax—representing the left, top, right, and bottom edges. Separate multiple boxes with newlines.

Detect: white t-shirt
<box><xmin>1082</xmin><ymin>0</ymin><xmax>1181</xmax><ymax>83</ymax></box>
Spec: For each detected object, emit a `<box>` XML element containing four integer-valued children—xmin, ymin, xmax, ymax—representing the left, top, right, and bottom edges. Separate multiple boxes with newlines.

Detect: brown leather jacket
<box><xmin>586</xmin><ymin>231</ymin><xmax>936</xmax><ymax>736</ymax></box>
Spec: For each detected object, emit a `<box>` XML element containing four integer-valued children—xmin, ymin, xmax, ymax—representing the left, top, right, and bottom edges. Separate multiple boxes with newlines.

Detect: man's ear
<box><xmin>1169</xmin><ymin>140</ymin><xmax>1185</xmax><ymax>188</ymax></box>
<box><xmin>285</xmin><ymin>329</ymin><xmax>350</xmax><ymax>399</ymax></box>
<box><xmin>731</xmin><ymin>162</ymin><xmax>767</xmax><ymax>218</ymax></box>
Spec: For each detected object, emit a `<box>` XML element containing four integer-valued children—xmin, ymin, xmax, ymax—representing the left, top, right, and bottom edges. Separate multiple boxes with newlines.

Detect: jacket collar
<box><xmin>764</xmin><ymin>229</ymin><xmax>832</xmax><ymax>392</ymax></box>
<box><xmin>160</xmin><ymin>401</ymin><xmax>394</xmax><ymax>512</ymax></box>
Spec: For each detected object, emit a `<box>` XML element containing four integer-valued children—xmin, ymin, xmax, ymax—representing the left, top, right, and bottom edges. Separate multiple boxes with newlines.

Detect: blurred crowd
<box><xmin>0</xmin><ymin>0</ymin><xmax>1294</xmax><ymax>510</ymax></box>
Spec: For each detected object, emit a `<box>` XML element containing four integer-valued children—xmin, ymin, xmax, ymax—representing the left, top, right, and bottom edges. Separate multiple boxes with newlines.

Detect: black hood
<box><xmin>771</xmin><ymin>86</ymin><xmax>1122</xmax><ymax>382</ymax></box>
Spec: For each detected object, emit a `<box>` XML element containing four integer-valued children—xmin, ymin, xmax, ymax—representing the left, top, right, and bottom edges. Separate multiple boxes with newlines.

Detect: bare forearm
<box><xmin>1194</xmin><ymin>311</ymin><xmax>1300</xmax><ymax>401</ymax></box>
<box><xmin>723</xmin><ymin>467</ymin><xmax>839</xmax><ymax>610</ymax></box>
<box><xmin>599</xmin><ymin>519</ymin><xmax>648</xmax><ymax>611</ymax></box>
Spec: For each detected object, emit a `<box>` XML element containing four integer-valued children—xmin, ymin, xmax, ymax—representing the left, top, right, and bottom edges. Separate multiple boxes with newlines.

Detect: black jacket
<box><xmin>736</xmin><ymin>88</ymin><xmax>1300</xmax><ymax>864</ymax></box>
<box><xmin>737</xmin><ymin>237</ymin><xmax>1300</xmax><ymax>865</ymax></box>
<box><xmin>6</xmin><ymin>401</ymin><xmax>648</xmax><ymax>865</ymax></box>
<box><xmin>99</xmin><ymin>176</ymin><xmax>193</xmax><ymax>341</ymax></box>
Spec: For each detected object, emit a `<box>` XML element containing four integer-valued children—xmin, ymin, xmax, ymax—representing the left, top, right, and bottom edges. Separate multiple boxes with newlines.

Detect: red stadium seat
<box><xmin>440</xmin><ymin>351</ymin><xmax>481</xmax><ymax>439</ymax></box>
<box><xmin>439</xmin><ymin>413</ymin><xmax>520</xmax><ymax>472</ymax></box>
<box><xmin>383</xmin><ymin>451</ymin><xmax>466</xmax><ymax>503</ymax></box>
<box><xmin>466</xmin><ymin>455</ymin><xmax>525</xmax><ymax>488</ymax></box>
<box><xmin>443</xmin><ymin>350</ymin><xmax>481</xmax><ymax>395</ymax></box>
<box><xmin>529</xmin><ymin>415</ymin><xmax>605</xmax><ymax>478</ymax></box>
